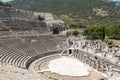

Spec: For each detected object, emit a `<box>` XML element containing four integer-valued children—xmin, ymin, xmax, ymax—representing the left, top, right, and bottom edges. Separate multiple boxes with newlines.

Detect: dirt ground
<box><xmin>37</xmin><ymin>56</ymin><xmax>107</xmax><ymax>80</ymax></box>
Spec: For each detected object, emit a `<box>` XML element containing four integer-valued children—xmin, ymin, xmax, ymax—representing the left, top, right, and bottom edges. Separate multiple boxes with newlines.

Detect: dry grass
<box><xmin>113</xmin><ymin>40</ymin><xmax>120</xmax><ymax>45</ymax></box>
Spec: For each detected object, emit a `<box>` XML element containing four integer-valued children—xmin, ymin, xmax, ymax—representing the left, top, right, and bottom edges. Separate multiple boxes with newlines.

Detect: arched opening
<box><xmin>69</xmin><ymin>49</ymin><xmax>72</xmax><ymax>54</ymax></box>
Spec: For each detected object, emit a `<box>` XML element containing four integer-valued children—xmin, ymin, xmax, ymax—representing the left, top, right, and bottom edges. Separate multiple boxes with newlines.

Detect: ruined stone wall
<box><xmin>68</xmin><ymin>49</ymin><xmax>120</xmax><ymax>76</ymax></box>
<box><xmin>26</xmin><ymin>50</ymin><xmax>61</xmax><ymax>69</ymax></box>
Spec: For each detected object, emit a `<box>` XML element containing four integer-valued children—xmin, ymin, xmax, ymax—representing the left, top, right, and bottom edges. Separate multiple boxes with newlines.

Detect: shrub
<box><xmin>104</xmin><ymin>37</ymin><xmax>113</xmax><ymax>45</ymax></box>
<box><xmin>0</xmin><ymin>1</ymin><xmax>12</xmax><ymax>7</ymax></box>
<box><xmin>107</xmin><ymin>39</ymin><xmax>113</xmax><ymax>45</ymax></box>
<box><xmin>53</xmin><ymin>24</ymin><xmax>59</xmax><ymax>34</ymax></box>
<box><xmin>72</xmin><ymin>30</ymin><xmax>79</xmax><ymax>36</ymax></box>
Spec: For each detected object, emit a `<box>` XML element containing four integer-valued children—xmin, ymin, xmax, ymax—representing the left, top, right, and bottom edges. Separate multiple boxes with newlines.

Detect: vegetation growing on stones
<box><xmin>0</xmin><ymin>1</ymin><xmax>12</xmax><ymax>7</ymax></box>
<box><xmin>53</xmin><ymin>24</ymin><xmax>59</xmax><ymax>34</ymax></box>
<box><xmin>72</xmin><ymin>30</ymin><xmax>79</xmax><ymax>36</ymax></box>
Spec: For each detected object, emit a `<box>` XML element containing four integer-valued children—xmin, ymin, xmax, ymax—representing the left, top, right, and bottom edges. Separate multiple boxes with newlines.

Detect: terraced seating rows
<box><xmin>40</xmin><ymin>36</ymin><xmax>57</xmax><ymax>51</ymax></box>
<box><xmin>0</xmin><ymin>47</ymin><xmax>29</xmax><ymax>68</ymax></box>
<box><xmin>4</xmin><ymin>8</ymin><xmax>25</xmax><ymax>19</ymax></box>
<box><xmin>0</xmin><ymin>6</ymin><xmax>50</xmax><ymax>34</ymax></box>
<box><xmin>4</xmin><ymin>20</ymin><xmax>32</xmax><ymax>30</ymax></box>
<box><xmin>0</xmin><ymin>6</ymin><xmax>36</xmax><ymax>20</ymax></box>
<box><xmin>0</xmin><ymin>36</ymin><xmax>66</xmax><ymax>69</ymax></box>
<box><xmin>0</xmin><ymin>7</ymin><xmax>10</xmax><ymax>20</ymax></box>
<box><xmin>3</xmin><ymin>20</ymin><xmax>49</xmax><ymax>32</ymax></box>
<box><xmin>54</xmin><ymin>36</ymin><xmax>67</xmax><ymax>49</ymax></box>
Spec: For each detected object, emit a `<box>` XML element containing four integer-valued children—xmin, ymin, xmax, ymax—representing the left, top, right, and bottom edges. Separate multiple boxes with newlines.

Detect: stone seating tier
<box><xmin>0</xmin><ymin>35</ymin><xmax>66</xmax><ymax>69</ymax></box>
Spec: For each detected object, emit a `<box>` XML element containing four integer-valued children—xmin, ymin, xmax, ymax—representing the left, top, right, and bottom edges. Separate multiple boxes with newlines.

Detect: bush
<box><xmin>38</xmin><ymin>16</ymin><xmax>45</xmax><ymax>21</ymax></box>
<box><xmin>0</xmin><ymin>1</ymin><xmax>12</xmax><ymax>7</ymax></box>
<box><xmin>106</xmin><ymin>24</ymin><xmax>120</xmax><ymax>39</ymax></box>
<box><xmin>70</xmin><ymin>22</ymin><xmax>86</xmax><ymax>29</ymax></box>
<box><xmin>72</xmin><ymin>30</ymin><xmax>79</xmax><ymax>36</ymax></box>
<box><xmin>107</xmin><ymin>39</ymin><xmax>113</xmax><ymax>45</ymax></box>
<box><xmin>70</xmin><ymin>23</ymin><xmax>78</xmax><ymax>29</ymax></box>
<box><xmin>86</xmin><ymin>36</ymin><xmax>91</xmax><ymax>40</ymax></box>
<box><xmin>53</xmin><ymin>24</ymin><xmax>59</xmax><ymax>34</ymax></box>
<box><xmin>104</xmin><ymin>37</ymin><xmax>113</xmax><ymax>45</ymax></box>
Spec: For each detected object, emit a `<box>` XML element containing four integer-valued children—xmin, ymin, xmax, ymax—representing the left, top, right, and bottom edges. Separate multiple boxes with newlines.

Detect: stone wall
<box><xmin>26</xmin><ymin>50</ymin><xmax>61</xmax><ymax>69</ymax></box>
<box><xmin>68</xmin><ymin>49</ymin><xmax>120</xmax><ymax>77</ymax></box>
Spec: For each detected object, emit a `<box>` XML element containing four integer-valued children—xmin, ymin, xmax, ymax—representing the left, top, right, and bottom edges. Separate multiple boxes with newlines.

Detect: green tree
<box><xmin>84</xmin><ymin>25</ymin><xmax>106</xmax><ymax>40</ymax></box>
<box><xmin>102</xmin><ymin>27</ymin><xmax>105</xmax><ymax>41</ymax></box>
<box><xmin>106</xmin><ymin>24</ymin><xmax>120</xmax><ymax>39</ymax></box>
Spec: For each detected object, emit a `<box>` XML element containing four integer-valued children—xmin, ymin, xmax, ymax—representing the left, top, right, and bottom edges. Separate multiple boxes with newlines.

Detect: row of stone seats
<box><xmin>0</xmin><ymin>39</ymin><xmax>31</xmax><ymax>68</ymax></box>
<box><xmin>30</xmin><ymin>42</ymin><xmax>48</xmax><ymax>55</ymax></box>
<box><xmin>0</xmin><ymin>47</ymin><xmax>30</xmax><ymax>68</ymax></box>
<box><xmin>22</xmin><ymin>36</ymin><xmax>56</xmax><ymax>53</ymax></box>
<box><xmin>0</xmin><ymin>38</ymin><xmax>21</xmax><ymax>47</ymax></box>
<box><xmin>0</xmin><ymin>6</ymin><xmax>49</xmax><ymax>33</ymax></box>
<box><xmin>0</xmin><ymin>35</ymin><xmax>66</xmax><ymax>69</ymax></box>
<box><xmin>0</xmin><ymin>6</ymin><xmax>36</xmax><ymax>20</ymax></box>
<box><xmin>23</xmin><ymin>11</ymin><xmax>36</xmax><ymax>20</ymax></box>
<box><xmin>15</xmin><ymin>42</ymin><xmax>46</xmax><ymax>56</ymax></box>
<box><xmin>4</xmin><ymin>20</ymin><xmax>32</xmax><ymax>30</ymax></box>
<box><xmin>5</xmin><ymin>8</ymin><xmax>25</xmax><ymax>19</ymax></box>
<box><xmin>54</xmin><ymin>36</ymin><xmax>67</xmax><ymax>49</ymax></box>
<box><xmin>0</xmin><ymin>7</ymin><xmax>10</xmax><ymax>20</ymax></box>
<box><xmin>3</xmin><ymin>20</ymin><xmax>49</xmax><ymax>32</ymax></box>
<box><xmin>28</xmin><ymin>21</ymin><xmax>49</xmax><ymax>32</ymax></box>
<box><xmin>40</xmin><ymin>36</ymin><xmax>57</xmax><ymax>51</ymax></box>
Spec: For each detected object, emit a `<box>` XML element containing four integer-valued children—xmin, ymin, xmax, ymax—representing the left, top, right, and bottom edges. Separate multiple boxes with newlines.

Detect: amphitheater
<box><xmin>0</xmin><ymin>6</ymin><xmax>120</xmax><ymax>80</ymax></box>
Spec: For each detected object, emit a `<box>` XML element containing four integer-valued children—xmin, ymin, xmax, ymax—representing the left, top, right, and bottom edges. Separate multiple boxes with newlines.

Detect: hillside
<box><xmin>11</xmin><ymin>0</ymin><xmax>120</xmax><ymax>25</ymax></box>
